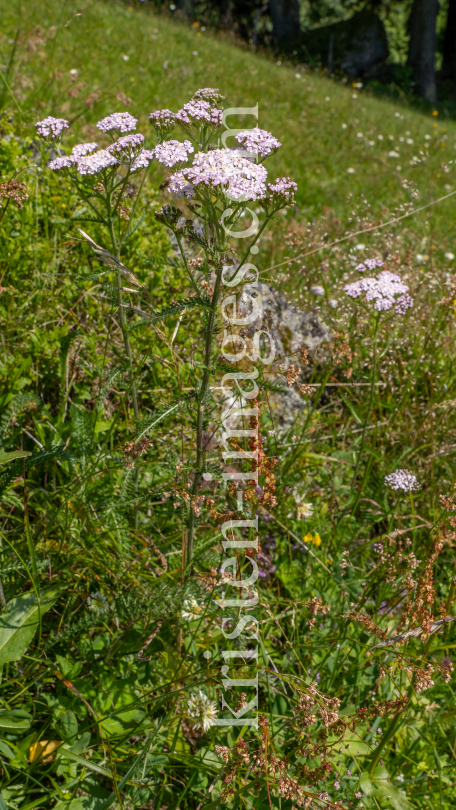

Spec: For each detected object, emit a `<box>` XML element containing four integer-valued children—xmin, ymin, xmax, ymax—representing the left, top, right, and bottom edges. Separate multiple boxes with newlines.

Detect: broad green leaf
<box><xmin>360</xmin><ymin>771</ymin><xmax>376</xmax><ymax>795</ymax></box>
<box><xmin>0</xmin><ymin>450</ymin><xmax>31</xmax><ymax>466</ymax></box>
<box><xmin>54</xmin><ymin>798</ymin><xmax>105</xmax><ymax>810</ymax></box>
<box><xmin>0</xmin><ymin>586</ymin><xmax>62</xmax><ymax>666</ymax></box>
<box><xmin>0</xmin><ymin>792</ymin><xmax>8</xmax><ymax>809</ymax></box>
<box><xmin>59</xmin><ymin>710</ymin><xmax>78</xmax><ymax>741</ymax></box>
<box><xmin>360</xmin><ymin>769</ymin><xmax>413</xmax><ymax>810</ymax></box>
<box><xmin>0</xmin><ymin>710</ymin><xmax>32</xmax><ymax>732</ymax></box>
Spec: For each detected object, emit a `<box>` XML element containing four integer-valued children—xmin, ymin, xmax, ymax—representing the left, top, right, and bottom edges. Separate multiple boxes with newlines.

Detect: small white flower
<box><xmin>341</xmin><ymin>123</ymin><xmax>347</xmax><ymax>129</ymax></box>
<box><xmin>311</xmin><ymin>285</ymin><xmax>325</xmax><ymax>295</ymax></box>
<box><xmin>70</xmin><ymin>68</ymin><xmax>78</xmax><ymax>76</ymax></box>
<box><xmin>407</xmin><ymin>138</ymin><xmax>414</xmax><ymax>144</ymax></box>
<box><xmin>347</xmin><ymin>167</ymin><xmax>356</xmax><ymax>173</ymax></box>
<box><xmin>356</xmin><ymin>243</ymin><xmax>365</xmax><ymax>250</ymax></box>
<box><xmin>378</xmin><ymin>134</ymin><xmax>384</xmax><ymax>140</ymax></box>
<box><xmin>425</xmin><ymin>134</ymin><xmax>431</xmax><ymax>140</ymax></box>
<box><xmin>357</xmin><ymin>132</ymin><xmax>363</xmax><ymax>138</ymax></box>
<box><xmin>352</xmin><ymin>93</ymin><xmax>358</xmax><ymax>99</ymax></box>
<box><xmin>122</xmin><ymin>54</ymin><xmax>130</xmax><ymax>61</ymax></box>
<box><xmin>295</xmin><ymin>73</ymin><xmax>301</xmax><ymax>79</ymax></box>
<box><xmin>187</xmin><ymin>690</ymin><xmax>218</xmax><ymax>731</ymax></box>
<box><xmin>388</xmin><ymin>150</ymin><xmax>399</xmax><ymax>158</ymax></box>
<box><xmin>325</xmin><ymin>96</ymin><xmax>330</xmax><ymax>101</ymax></box>
<box><xmin>397</xmin><ymin>773</ymin><xmax>405</xmax><ymax>782</ymax></box>
<box><xmin>445</xmin><ymin>252</ymin><xmax>455</xmax><ymax>260</ymax></box>
<box><xmin>416</xmin><ymin>253</ymin><xmax>426</xmax><ymax>262</ymax></box>
<box><xmin>181</xmin><ymin>597</ymin><xmax>203</xmax><ymax>621</ymax></box>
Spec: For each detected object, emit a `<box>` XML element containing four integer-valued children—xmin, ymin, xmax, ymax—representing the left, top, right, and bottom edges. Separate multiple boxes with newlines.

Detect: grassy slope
<box><xmin>2</xmin><ymin>0</ymin><xmax>456</xmax><ymax>245</ymax></box>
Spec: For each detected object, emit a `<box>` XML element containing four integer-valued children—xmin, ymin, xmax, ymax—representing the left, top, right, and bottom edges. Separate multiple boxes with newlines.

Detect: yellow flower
<box><xmin>303</xmin><ymin>532</ymin><xmax>322</xmax><ymax>547</ymax></box>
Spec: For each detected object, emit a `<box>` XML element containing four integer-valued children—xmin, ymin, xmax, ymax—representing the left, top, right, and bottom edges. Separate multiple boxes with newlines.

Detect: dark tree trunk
<box><xmin>406</xmin><ymin>0</ymin><xmax>439</xmax><ymax>103</ymax></box>
<box><xmin>176</xmin><ymin>0</ymin><xmax>195</xmax><ymax>17</ymax></box>
<box><xmin>269</xmin><ymin>0</ymin><xmax>301</xmax><ymax>42</ymax></box>
<box><xmin>220</xmin><ymin>0</ymin><xmax>234</xmax><ymax>29</ymax></box>
<box><xmin>441</xmin><ymin>0</ymin><xmax>456</xmax><ymax>80</ymax></box>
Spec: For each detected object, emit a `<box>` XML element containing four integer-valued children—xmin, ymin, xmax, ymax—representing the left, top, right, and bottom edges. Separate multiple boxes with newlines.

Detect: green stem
<box><xmin>105</xmin><ymin>188</ymin><xmax>139</xmax><ymax>420</ymax></box>
<box><xmin>186</xmin><ymin>260</ymin><xmax>224</xmax><ymax>568</ymax></box>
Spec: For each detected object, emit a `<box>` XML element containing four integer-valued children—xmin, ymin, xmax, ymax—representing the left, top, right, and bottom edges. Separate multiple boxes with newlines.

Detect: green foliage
<box><xmin>0</xmin><ymin>2</ymin><xmax>456</xmax><ymax>810</ymax></box>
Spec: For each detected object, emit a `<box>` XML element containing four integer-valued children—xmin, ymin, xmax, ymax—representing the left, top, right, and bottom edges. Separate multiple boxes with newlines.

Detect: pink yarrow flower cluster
<box><xmin>267</xmin><ymin>177</ymin><xmax>297</xmax><ymax>203</ymax></box>
<box><xmin>168</xmin><ymin>148</ymin><xmax>267</xmax><ymax>201</ymax></box>
<box><xmin>131</xmin><ymin>149</ymin><xmax>155</xmax><ymax>171</ymax></box>
<box><xmin>71</xmin><ymin>142</ymin><xmax>98</xmax><ymax>158</ymax></box>
<box><xmin>344</xmin><ymin>270</ymin><xmax>413</xmax><ymax>314</ymax></box>
<box><xmin>149</xmin><ymin>109</ymin><xmax>176</xmax><ymax>137</ymax></box>
<box><xmin>385</xmin><ymin>469</ymin><xmax>420</xmax><ymax>492</ymax></box>
<box><xmin>36</xmin><ymin>117</ymin><xmax>69</xmax><ymax>140</ymax></box>
<box><xmin>154</xmin><ymin>140</ymin><xmax>194</xmax><ymax>167</ymax></box>
<box><xmin>192</xmin><ymin>87</ymin><xmax>224</xmax><ymax>104</ymax></box>
<box><xmin>96</xmin><ymin>112</ymin><xmax>138</xmax><ymax>133</ymax></box>
<box><xmin>77</xmin><ymin>149</ymin><xmax>119</xmax><ymax>175</ymax></box>
<box><xmin>176</xmin><ymin>99</ymin><xmax>223</xmax><ymax>128</ymax></box>
<box><xmin>107</xmin><ymin>133</ymin><xmax>145</xmax><ymax>160</ymax></box>
<box><xmin>236</xmin><ymin>128</ymin><xmax>281</xmax><ymax>158</ymax></box>
<box><xmin>355</xmin><ymin>258</ymin><xmax>384</xmax><ymax>272</ymax></box>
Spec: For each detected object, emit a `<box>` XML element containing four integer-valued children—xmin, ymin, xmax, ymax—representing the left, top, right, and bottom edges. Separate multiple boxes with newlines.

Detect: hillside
<box><xmin>1</xmin><ymin>0</ymin><xmax>456</xmax><ymax>240</ymax></box>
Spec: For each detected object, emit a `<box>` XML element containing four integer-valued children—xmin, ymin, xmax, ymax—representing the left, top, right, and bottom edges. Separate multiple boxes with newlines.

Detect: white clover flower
<box><xmin>384</xmin><ymin>469</ymin><xmax>420</xmax><ymax>492</ymax></box>
<box><xmin>347</xmin><ymin>167</ymin><xmax>356</xmax><ymax>174</ymax></box>
<box><xmin>445</xmin><ymin>252</ymin><xmax>455</xmax><ymax>260</ymax></box>
<box><xmin>187</xmin><ymin>690</ymin><xmax>218</xmax><ymax>731</ymax></box>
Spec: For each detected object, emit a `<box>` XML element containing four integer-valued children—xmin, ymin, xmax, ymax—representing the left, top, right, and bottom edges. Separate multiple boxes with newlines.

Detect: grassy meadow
<box><xmin>1</xmin><ymin>2</ymin><xmax>456</xmax><ymax>810</ymax></box>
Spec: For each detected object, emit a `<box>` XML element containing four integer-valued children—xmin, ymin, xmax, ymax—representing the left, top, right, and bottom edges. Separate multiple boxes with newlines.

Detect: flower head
<box><xmin>154</xmin><ymin>139</ymin><xmax>194</xmax><ymax>167</ymax></box>
<box><xmin>107</xmin><ymin>133</ymin><xmax>145</xmax><ymax>161</ymax></box>
<box><xmin>48</xmin><ymin>156</ymin><xmax>75</xmax><ymax>173</ymax></box>
<box><xmin>71</xmin><ymin>142</ymin><xmax>98</xmax><ymax>158</ymax></box>
<box><xmin>384</xmin><ymin>469</ymin><xmax>420</xmax><ymax>492</ymax></box>
<box><xmin>96</xmin><ymin>112</ymin><xmax>137</xmax><ymax>133</ymax></box>
<box><xmin>149</xmin><ymin>108</ymin><xmax>176</xmax><ymax>138</ymax></box>
<box><xmin>262</xmin><ymin>176</ymin><xmax>297</xmax><ymax>209</ymax></box>
<box><xmin>355</xmin><ymin>258</ymin><xmax>384</xmax><ymax>272</ymax></box>
<box><xmin>35</xmin><ymin>116</ymin><xmax>69</xmax><ymax>140</ymax></box>
<box><xmin>176</xmin><ymin>99</ymin><xmax>223</xmax><ymax>130</ymax></box>
<box><xmin>186</xmin><ymin>690</ymin><xmax>218</xmax><ymax>731</ymax></box>
<box><xmin>168</xmin><ymin>148</ymin><xmax>267</xmax><ymax>201</ymax></box>
<box><xmin>236</xmin><ymin>128</ymin><xmax>281</xmax><ymax>158</ymax></box>
<box><xmin>192</xmin><ymin>87</ymin><xmax>224</xmax><ymax>104</ymax></box>
<box><xmin>344</xmin><ymin>270</ymin><xmax>413</xmax><ymax>314</ymax></box>
<box><xmin>77</xmin><ymin>149</ymin><xmax>118</xmax><ymax>176</ymax></box>
<box><xmin>131</xmin><ymin>148</ymin><xmax>155</xmax><ymax>171</ymax></box>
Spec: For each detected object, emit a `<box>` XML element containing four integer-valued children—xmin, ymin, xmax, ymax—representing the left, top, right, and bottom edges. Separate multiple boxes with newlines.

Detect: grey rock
<box><xmin>235</xmin><ymin>282</ymin><xmax>331</xmax><ymax>430</ymax></box>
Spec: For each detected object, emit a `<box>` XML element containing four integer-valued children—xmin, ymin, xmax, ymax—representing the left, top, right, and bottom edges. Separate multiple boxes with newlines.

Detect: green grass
<box><xmin>2</xmin><ymin>0</ymin><xmax>456</xmax><ymax>235</ymax></box>
<box><xmin>1</xmin><ymin>3</ymin><xmax>456</xmax><ymax>810</ymax></box>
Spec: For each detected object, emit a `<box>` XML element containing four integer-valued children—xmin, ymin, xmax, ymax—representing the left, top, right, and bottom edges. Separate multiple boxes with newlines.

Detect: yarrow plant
<box><xmin>385</xmin><ymin>469</ymin><xmax>421</xmax><ymax>492</ymax></box>
<box><xmin>344</xmin><ymin>270</ymin><xmax>413</xmax><ymax>314</ymax></box>
<box><xmin>40</xmin><ymin>89</ymin><xmax>296</xmax><ymax>570</ymax></box>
